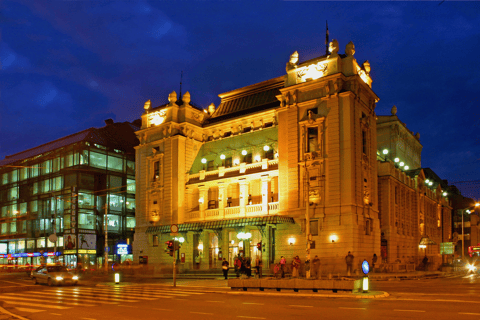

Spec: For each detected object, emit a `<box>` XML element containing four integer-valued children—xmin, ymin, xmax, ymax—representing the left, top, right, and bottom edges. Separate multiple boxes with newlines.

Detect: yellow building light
<box><xmin>288</xmin><ymin>237</ymin><xmax>295</xmax><ymax>245</ymax></box>
<box><xmin>220</xmin><ymin>154</ymin><xmax>226</xmax><ymax>160</ymax></box>
<box><xmin>263</xmin><ymin>145</ymin><xmax>270</xmax><ymax>151</ymax></box>
<box><xmin>330</xmin><ymin>234</ymin><xmax>338</xmax><ymax>243</ymax></box>
<box><xmin>201</xmin><ymin>158</ymin><xmax>207</xmax><ymax>164</ymax></box>
<box><xmin>394</xmin><ymin>158</ymin><xmax>399</xmax><ymax>163</ymax></box>
<box><xmin>241</xmin><ymin>150</ymin><xmax>247</xmax><ymax>156</ymax></box>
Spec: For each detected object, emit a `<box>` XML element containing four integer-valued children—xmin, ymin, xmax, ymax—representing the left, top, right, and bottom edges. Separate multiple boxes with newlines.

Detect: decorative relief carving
<box><xmin>296</xmin><ymin>62</ymin><xmax>328</xmax><ymax>83</ymax></box>
<box><xmin>148</xmin><ymin>110</ymin><xmax>167</xmax><ymax>126</ymax></box>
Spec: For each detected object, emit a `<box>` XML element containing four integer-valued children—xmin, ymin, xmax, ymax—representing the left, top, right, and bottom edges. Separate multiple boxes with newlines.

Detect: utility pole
<box><xmin>173</xmin><ymin>240</ymin><xmax>176</xmax><ymax>287</ymax></box>
<box><xmin>104</xmin><ymin>203</ymin><xmax>108</xmax><ymax>273</ymax></box>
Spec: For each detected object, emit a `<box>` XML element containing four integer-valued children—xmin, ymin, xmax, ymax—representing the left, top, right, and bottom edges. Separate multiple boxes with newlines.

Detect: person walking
<box><xmin>255</xmin><ymin>256</ymin><xmax>263</xmax><ymax>278</ymax></box>
<box><xmin>222</xmin><ymin>258</ymin><xmax>229</xmax><ymax>280</ymax></box>
<box><xmin>312</xmin><ymin>255</ymin><xmax>321</xmax><ymax>279</ymax></box>
<box><xmin>372</xmin><ymin>253</ymin><xmax>378</xmax><ymax>273</ymax></box>
<box><xmin>292</xmin><ymin>256</ymin><xmax>301</xmax><ymax>278</ymax></box>
<box><xmin>345</xmin><ymin>251</ymin><xmax>354</xmax><ymax>276</ymax></box>
<box><xmin>280</xmin><ymin>256</ymin><xmax>286</xmax><ymax>278</ymax></box>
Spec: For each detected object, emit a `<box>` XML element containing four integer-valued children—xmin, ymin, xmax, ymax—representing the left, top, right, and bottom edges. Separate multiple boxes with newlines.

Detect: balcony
<box><xmin>187</xmin><ymin>202</ymin><xmax>279</xmax><ymax>222</ymax></box>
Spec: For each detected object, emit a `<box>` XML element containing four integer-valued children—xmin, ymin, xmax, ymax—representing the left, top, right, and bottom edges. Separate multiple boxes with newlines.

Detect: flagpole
<box><xmin>325</xmin><ymin>21</ymin><xmax>329</xmax><ymax>56</ymax></box>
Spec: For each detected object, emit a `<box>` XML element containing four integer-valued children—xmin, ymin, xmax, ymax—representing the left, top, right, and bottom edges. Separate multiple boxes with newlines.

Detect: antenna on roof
<box><xmin>179</xmin><ymin>71</ymin><xmax>183</xmax><ymax>98</ymax></box>
<box><xmin>325</xmin><ymin>21</ymin><xmax>329</xmax><ymax>56</ymax></box>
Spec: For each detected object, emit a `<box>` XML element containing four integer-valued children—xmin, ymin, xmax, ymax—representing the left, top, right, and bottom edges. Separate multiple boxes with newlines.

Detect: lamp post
<box><xmin>462</xmin><ymin>203</ymin><xmax>480</xmax><ymax>260</ymax></box>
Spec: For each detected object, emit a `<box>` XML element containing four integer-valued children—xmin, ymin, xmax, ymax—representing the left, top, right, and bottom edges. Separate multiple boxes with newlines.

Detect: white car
<box><xmin>32</xmin><ymin>265</ymin><xmax>79</xmax><ymax>286</ymax></box>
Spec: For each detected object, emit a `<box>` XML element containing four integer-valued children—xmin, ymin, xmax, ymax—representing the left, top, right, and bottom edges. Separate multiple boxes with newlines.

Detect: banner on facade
<box><xmin>78</xmin><ymin>234</ymin><xmax>96</xmax><ymax>250</ymax></box>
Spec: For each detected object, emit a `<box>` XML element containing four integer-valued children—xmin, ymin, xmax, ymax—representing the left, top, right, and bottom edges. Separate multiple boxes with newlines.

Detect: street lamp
<box><xmin>461</xmin><ymin>203</ymin><xmax>480</xmax><ymax>260</ymax></box>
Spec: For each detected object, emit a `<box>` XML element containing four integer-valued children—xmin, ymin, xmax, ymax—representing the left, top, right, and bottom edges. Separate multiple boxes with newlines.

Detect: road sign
<box><xmin>170</xmin><ymin>224</ymin><xmax>179</xmax><ymax>233</ymax></box>
<box><xmin>440</xmin><ymin>242</ymin><xmax>454</xmax><ymax>255</ymax></box>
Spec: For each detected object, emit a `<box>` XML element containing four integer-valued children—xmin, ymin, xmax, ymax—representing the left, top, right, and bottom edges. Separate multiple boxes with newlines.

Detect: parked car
<box><xmin>32</xmin><ymin>265</ymin><xmax>79</xmax><ymax>286</ymax></box>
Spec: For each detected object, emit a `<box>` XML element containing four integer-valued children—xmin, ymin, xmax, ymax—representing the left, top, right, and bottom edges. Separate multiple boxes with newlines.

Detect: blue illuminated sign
<box><xmin>362</xmin><ymin>260</ymin><xmax>370</xmax><ymax>275</ymax></box>
<box><xmin>116</xmin><ymin>244</ymin><xmax>131</xmax><ymax>255</ymax></box>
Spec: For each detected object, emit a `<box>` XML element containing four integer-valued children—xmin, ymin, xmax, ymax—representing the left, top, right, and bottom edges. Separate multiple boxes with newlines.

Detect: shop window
<box><xmin>37</xmin><ymin>238</ymin><xmax>46</xmax><ymax>248</ymax></box>
<box><xmin>78</xmin><ymin>212</ymin><xmax>96</xmax><ymax>229</ymax></box>
<box><xmin>9</xmin><ymin>241</ymin><xmax>16</xmax><ymax>253</ymax></box>
<box><xmin>153</xmin><ymin>235</ymin><xmax>159</xmax><ymax>247</ymax></box>
<box><xmin>27</xmin><ymin>240</ymin><xmax>35</xmax><ymax>249</ymax></box>
<box><xmin>20</xmin><ymin>221</ymin><xmax>26</xmax><ymax>234</ymax></box>
<box><xmin>126</xmin><ymin>216</ymin><xmax>136</xmax><ymax>229</ymax></box>
<box><xmin>310</xmin><ymin>220</ymin><xmax>319</xmax><ymax>236</ymax></box>
<box><xmin>90</xmin><ymin>151</ymin><xmax>107</xmax><ymax>169</ymax></box>
<box><xmin>10</xmin><ymin>222</ymin><xmax>16</xmax><ymax>234</ymax></box>
<box><xmin>39</xmin><ymin>218</ymin><xmax>51</xmax><ymax>231</ymax></box>
<box><xmin>109</xmin><ymin>194</ymin><xmax>123</xmax><ymax>212</ymax></box>
<box><xmin>127</xmin><ymin>179</ymin><xmax>135</xmax><ymax>194</ymax></box>
<box><xmin>126</xmin><ymin>160</ymin><xmax>135</xmax><ymax>175</ymax></box>
<box><xmin>108</xmin><ymin>155</ymin><xmax>123</xmax><ymax>172</ymax></box>
<box><xmin>307</xmin><ymin>127</ymin><xmax>318</xmax><ymax>152</ymax></box>
<box><xmin>30</xmin><ymin>200</ymin><xmax>38</xmax><ymax>214</ymax></box>
<box><xmin>126</xmin><ymin>198</ymin><xmax>135</xmax><ymax>211</ymax></box>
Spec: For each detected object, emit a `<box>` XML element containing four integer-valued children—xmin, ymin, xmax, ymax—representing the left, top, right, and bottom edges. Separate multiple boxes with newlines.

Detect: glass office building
<box><xmin>0</xmin><ymin>120</ymin><xmax>139</xmax><ymax>269</ymax></box>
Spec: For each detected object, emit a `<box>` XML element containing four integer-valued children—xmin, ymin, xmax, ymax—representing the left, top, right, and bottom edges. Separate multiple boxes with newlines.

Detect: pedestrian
<box><xmin>422</xmin><ymin>256</ymin><xmax>428</xmax><ymax>271</ymax></box>
<box><xmin>195</xmin><ymin>254</ymin><xmax>201</xmax><ymax>270</ymax></box>
<box><xmin>245</xmin><ymin>257</ymin><xmax>252</xmax><ymax>278</ymax></box>
<box><xmin>255</xmin><ymin>256</ymin><xmax>263</xmax><ymax>278</ymax></box>
<box><xmin>345</xmin><ymin>251</ymin><xmax>354</xmax><ymax>276</ymax></box>
<box><xmin>292</xmin><ymin>256</ymin><xmax>301</xmax><ymax>278</ymax></box>
<box><xmin>273</xmin><ymin>263</ymin><xmax>280</xmax><ymax>278</ymax></box>
<box><xmin>312</xmin><ymin>255</ymin><xmax>321</xmax><ymax>279</ymax></box>
<box><xmin>222</xmin><ymin>258</ymin><xmax>229</xmax><ymax>280</ymax></box>
<box><xmin>234</xmin><ymin>256</ymin><xmax>241</xmax><ymax>278</ymax></box>
<box><xmin>280</xmin><ymin>256</ymin><xmax>286</xmax><ymax>278</ymax></box>
<box><xmin>372</xmin><ymin>253</ymin><xmax>378</xmax><ymax>272</ymax></box>
<box><xmin>240</xmin><ymin>256</ymin><xmax>246</xmax><ymax>277</ymax></box>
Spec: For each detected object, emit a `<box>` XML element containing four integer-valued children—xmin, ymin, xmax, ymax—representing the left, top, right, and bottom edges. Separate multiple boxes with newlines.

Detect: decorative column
<box><xmin>261</xmin><ymin>175</ymin><xmax>269</xmax><ymax>214</ymax></box>
<box><xmin>218</xmin><ymin>182</ymin><xmax>226</xmax><ymax>218</ymax></box>
<box><xmin>199</xmin><ymin>186</ymin><xmax>208</xmax><ymax>220</ymax></box>
<box><xmin>239</xmin><ymin>179</ymin><xmax>248</xmax><ymax>216</ymax></box>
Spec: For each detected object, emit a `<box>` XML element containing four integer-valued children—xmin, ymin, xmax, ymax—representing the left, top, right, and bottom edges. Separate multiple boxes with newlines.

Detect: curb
<box><xmin>225</xmin><ymin>290</ymin><xmax>389</xmax><ymax>299</ymax></box>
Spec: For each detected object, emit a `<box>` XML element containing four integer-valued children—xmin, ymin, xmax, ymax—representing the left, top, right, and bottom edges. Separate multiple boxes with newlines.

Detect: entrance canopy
<box><xmin>146</xmin><ymin>216</ymin><xmax>295</xmax><ymax>234</ymax></box>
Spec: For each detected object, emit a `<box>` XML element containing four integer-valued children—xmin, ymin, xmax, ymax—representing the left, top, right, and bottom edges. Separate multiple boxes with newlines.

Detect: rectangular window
<box><xmin>79</xmin><ymin>150</ymin><xmax>89</xmax><ymax>165</ymax></box>
<box><xmin>42</xmin><ymin>179</ymin><xmax>50</xmax><ymax>193</ymax></box>
<box><xmin>78</xmin><ymin>212</ymin><xmax>96</xmax><ymax>229</ymax></box>
<box><xmin>10</xmin><ymin>222</ymin><xmax>16</xmax><ymax>234</ymax></box>
<box><xmin>244</xmin><ymin>153</ymin><xmax>252</xmax><ymax>163</ymax></box>
<box><xmin>27</xmin><ymin>240</ymin><xmax>35</xmax><ymax>249</ymax></box>
<box><xmin>52</xmin><ymin>157</ymin><xmax>61</xmax><ymax>172</ymax></box>
<box><xmin>1</xmin><ymin>223</ymin><xmax>7</xmax><ymax>235</ymax></box>
<box><xmin>207</xmin><ymin>160</ymin><xmax>215</xmax><ymax>171</ymax></box>
<box><xmin>31</xmin><ymin>164</ymin><xmax>39</xmax><ymax>177</ymax></box>
<box><xmin>107</xmin><ymin>155</ymin><xmax>123</xmax><ymax>172</ymax></box>
<box><xmin>126</xmin><ymin>216</ymin><xmax>136</xmax><ymax>229</ymax></box>
<box><xmin>2</xmin><ymin>173</ymin><xmax>8</xmax><ymax>185</ymax></box>
<box><xmin>126</xmin><ymin>198</ymin><xmax>135</xmax><ymax>211</ymax></box>
<box><xmin>307</xmin><ymin>127</ymin><xmax>318</xmax><ymax>152</ymax></box>
<box><xmin>11</xmin><ymin>170</ymin><xmax>18</xmax><ymax>183</ymax></box>
<box><xmin>19</xmin><ymin>168</ymin><xmax>28</xmax><ymax>181</ymax></box>
<box><xmin>362</xmin><ymin>131</ymin><xmax>367</xmax><ymax>154</ymax></box>
<box><xmin>8</xmin><ymin>186</ymin><xmax>18</xmax><ymax>201</ymax></box>
<box><xmin>65</xmin><ymin>152</ymin><xmax>74</xmax><ymax>167</ymax></box>
<box><xmin>310</xmin><ymin>220</ymin><xmax>319</xmax><ymax>236</ymax></box>
<box><xmin>109</xmin><ymin>194</ymin><xmax>123</xmax><ymax>212</ymax></box>
<box><xmin>53</xmin><ymin>176</ymin><xmax>63</xmax><ymax>191</ymax></box>
<box><xmin>225</xmin><ymin>157</ymin><xmax>232</xmax><ymax>168</ymax></box>
<box><xmin>20</xmin><ymin>202</ymin><xmax>27</xmax><ymax>215</ymax></box>
<box><xmin>32</xmin><ymin>182</ymin><xmax>38</xmax><ymax>195</ymax></box>
<box><xmin>90</xmin><ymin>152</ymin><xmax>107</xmax><ymax>169</ymax></box>
<box><xmin>127</xmin><ymin>179</ymin><xmax>135</xmax><ymax>194</ymax></box>
<box><xmin>42</xmin><ymin>160</ymin><xmax>51</xmax><ymax>175</ymax></box>
<box><xmin>153</xmin><ymin>235</ymin><xmax>159</xmax><ymax>247</ymax></box>
<box><xmin>107</xmin><ymin>214</ymin><xmax>120</xmax><ymax>231</ymax></box>
<box><xmin>153</xmin><ymin>161</ymin><xmax>160</xmax><ymax>181</ymax></box>
<box><xmin>30</xmin><ymin>200</ymin><xmax>38</xmax><ymax>214</ymax></box>
<box><xmin>78</xmin><ymin>193</ymin><xmax>94</xmax><ymax>209</ymax></box>
<box><xmin>9</xmin><ymin>241</ymin><xmax>16</xmax><ymax>253</ymax></box>
<box><xmin>37</xmin><ymin>238</ymin><xmax>46</xmax><ymax>248</ymax></box>
<box><xmin>126</xmin><ymin>160</ymin><xmax>135</xmax><ymax>175</ymax></box>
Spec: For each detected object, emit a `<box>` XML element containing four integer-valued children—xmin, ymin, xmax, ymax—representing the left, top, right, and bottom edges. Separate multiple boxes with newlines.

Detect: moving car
<box><xmin>32</xmin><ymin>265</ymin><xmax>79</xmax><ymax>286</ymax></box>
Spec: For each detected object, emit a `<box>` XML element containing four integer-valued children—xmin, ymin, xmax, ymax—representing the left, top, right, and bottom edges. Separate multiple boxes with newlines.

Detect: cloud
<box><xmin>0</xmin><ymin>42</ymin><xmax>31</xmax><ymax>71</ymax></box>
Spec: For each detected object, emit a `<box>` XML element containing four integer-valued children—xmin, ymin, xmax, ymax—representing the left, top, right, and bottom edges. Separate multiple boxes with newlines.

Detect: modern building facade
<box><xmin>0</xmin><ymin>120</ymin><xmax>139</xmax><ymax>269</ymax></box>
<box><xmin>134</xmin><ymin>39</ymin><xmax>383</xmax><ymax>274</ymax></box>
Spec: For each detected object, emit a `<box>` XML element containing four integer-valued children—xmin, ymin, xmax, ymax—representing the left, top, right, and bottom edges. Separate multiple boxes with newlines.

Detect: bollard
<box><xmin>114</xmin><ymin>273</ymin><xmax>120</xmax><ymax>284</ymax></box>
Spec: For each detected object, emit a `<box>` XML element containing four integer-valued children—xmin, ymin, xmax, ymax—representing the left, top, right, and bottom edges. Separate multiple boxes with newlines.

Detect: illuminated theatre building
<box><xmin>135</xmin><ymin>39</ymin><xmax>451</xmax><ymax>273</ymax></box>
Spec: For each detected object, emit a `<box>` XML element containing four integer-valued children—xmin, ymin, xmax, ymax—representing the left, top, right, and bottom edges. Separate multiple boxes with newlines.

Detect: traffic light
<box><xmin>257</xmin><ymin>242</ymin><xmax>262</xmax><ymax>251</ymax></box>
<box><xmin>166</xmin><ymin>241</ymin><xmax>174</xmax><ymax>256</ymax></box>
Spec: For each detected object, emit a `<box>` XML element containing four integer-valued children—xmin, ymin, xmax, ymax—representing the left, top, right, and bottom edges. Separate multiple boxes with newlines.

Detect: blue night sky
<box><xmin>1</xmin><ymin>1</ymin><xmax>479</xmax><ymax>199</ymax></box>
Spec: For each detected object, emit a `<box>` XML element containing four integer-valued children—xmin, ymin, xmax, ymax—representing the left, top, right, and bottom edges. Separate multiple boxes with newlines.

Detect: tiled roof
<box><xmin>145</xmin><ymin>216</ymin><xmax>295</xmax><ymax>233</ymax></box>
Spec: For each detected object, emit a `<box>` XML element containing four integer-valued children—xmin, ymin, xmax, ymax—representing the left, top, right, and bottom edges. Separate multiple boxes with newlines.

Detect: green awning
<box><xmin>146</xmin><ymin>216</ymin><xmax>295</xmax><ymax>234</ymax></box>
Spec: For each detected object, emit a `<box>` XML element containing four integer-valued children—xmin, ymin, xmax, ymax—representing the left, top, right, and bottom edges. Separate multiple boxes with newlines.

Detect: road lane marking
<box><xmin>119</xmin><ymin>305</ymin><xmax>139</xmax><ymax>308</ymax></box>
<box><xmin>459</xmin><ymin>313</ymin><xmax>480</xmax><ymax>316</ymax></box>
<box><xmin>82</xmin><ymin>318</ymin><xmax>97</xmax><ymax>320</ymax></box>
<box><xmin>242</xmin><ymin>302</ymin><xmax>264</xmax><ymax>305</ymax></box>
<box><xmin>394</xmin><ymin>309</ymin><xmax>425</xmax><ymax>313</ymax></box>
<box><xmin>190</xmin><ymin>312</ymin><xmax>214</xmax><ymax>315</ymax></box>
<box><xmin>206</xmin><ymin>301</ymin><xmax>225</xmax><ymax>303</ymax></box>
<box><xmin>15</xmin><ymin>307</ymin><xmax>45</xmax><ymax>313</ymax></box>
<box><xmin>237</xmin><ymin>317</ymin><xmax>266</xmax><ymax>319</ymax></box>
<box><xmin>339</xmin><ymin>307</ymin><xmax>366</xmax><ymax>310</ymax></box>
<box><xmin>0</xmin><ymin>296</ymin><xmax>94</xmax><ymax>307</ymax></box>
<box><xmin>50</xmin><ymin>314</ymin><xmax>62</xmax><ymax>316</ymax></box>
<box><xmin>27</xmin><ymin>291</ymin><xmax>129</xmax><ymax>303</ymax></box>
<box><xmin>0</xmin><ymin>306</ymin><xmax>30</xmax><ymax>320</ymax></box>
<box><xmin>397</xmin><ymin>298</ymin><xmax>480</xmax><ymax>304</ymax></box>
<box><xmin>0</xmin><ymin>301</ymin><xmax>69</xmax><ymax>310</ymax></box>
<box><xmin>5</xmin><ymin>292</ymin><xmax>120</xmax><ymax>305</ymax></box>
<box><xmin>289</xmin><ymin>305</ymin><xmax>313</xmax><ymax>308</ymax></box>
<box><xmin>152</xmin><ymin>308</ymin><xmax>173</xmax><ymax>311</ymax></box>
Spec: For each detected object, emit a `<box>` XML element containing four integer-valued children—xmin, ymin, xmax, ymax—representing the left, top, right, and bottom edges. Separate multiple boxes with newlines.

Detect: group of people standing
<box><xmin>273</xmin><ymin>255</ymin><xmax>322</xmax><ymax>279</ymax></box>
<box><xmin>221</xmin><ymin>256</ymin><xmax>263</xmax><ymax>280</ymax></box>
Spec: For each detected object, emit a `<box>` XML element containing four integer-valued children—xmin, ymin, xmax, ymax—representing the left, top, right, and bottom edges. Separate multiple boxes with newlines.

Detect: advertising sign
<box><xmin>64</xmin><ymin>234</ymin><xmax>77</xmax><ymax>250</ymax></box>
<box><xmin>0</xmin><ymin>243</ymin><xmax>7</xmax><ymax>254</ymax></box>
<box><xmin>440</xmin><ymin>242</ymin><xmax>454</xmax><ymax>255</ymax></box>
<box><xmin>116</xmin><ymin>244</ymin><xmax>131</xmax><ymax>255</ymax></box>
<box><xmin>78</xmin><ymin>234</ymin><xmax>96</xmax><ymax>250</ymax></box>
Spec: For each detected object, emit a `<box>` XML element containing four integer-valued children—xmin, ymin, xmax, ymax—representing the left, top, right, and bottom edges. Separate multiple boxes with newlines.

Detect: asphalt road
<box><xmin>1</xmin><ymin>272</ymin><xmax>480</xmax><ymax>320</ymax></box>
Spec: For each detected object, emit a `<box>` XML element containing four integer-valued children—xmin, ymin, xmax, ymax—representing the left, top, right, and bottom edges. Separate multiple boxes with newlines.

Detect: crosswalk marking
<box><xmin>15</xmin><ymin>307</ymin><xmax>45</xmax><ymax>313</ymax></box>
<box><xmin>1</xmin><ymin>286</ymin><xmax>202</xmax><ymax>314</ymax></box>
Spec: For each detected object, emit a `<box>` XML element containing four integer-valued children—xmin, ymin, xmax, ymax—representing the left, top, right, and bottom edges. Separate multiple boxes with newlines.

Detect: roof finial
<box><xmin>179</xmin><ymin>71</ymin><xmax>183</xmax><ymax>98</ymax></box>
<box><xmin>325</xmin><ymin>21</ymin><xmax>329</xmax><ymax>56</ymax></box>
